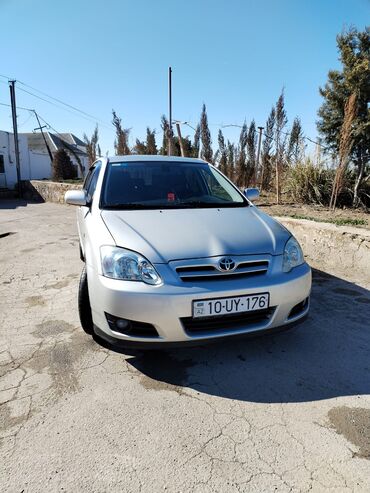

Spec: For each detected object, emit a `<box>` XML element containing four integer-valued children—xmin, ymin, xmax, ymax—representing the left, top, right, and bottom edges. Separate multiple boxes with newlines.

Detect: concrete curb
<box><xmin>276</xmin><ymin>216</ymin><xmax>370</xmax><ymax>279</ymax></box>
<box><xmin>22</xmin><ymin>180</ymin><xmax>82</xmax><ymax>203</ymax></box>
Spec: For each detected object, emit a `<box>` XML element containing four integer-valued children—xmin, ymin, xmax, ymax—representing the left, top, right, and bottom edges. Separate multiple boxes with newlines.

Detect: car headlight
<box><xmin>100</xmin><ymin>246</ymin><xmax>162</xmax><ymax>285</ymax></box>
<box><xmin>282</xmin><ymin>236</ymin><xmax>304</xmax><ymax>272</ymax></box>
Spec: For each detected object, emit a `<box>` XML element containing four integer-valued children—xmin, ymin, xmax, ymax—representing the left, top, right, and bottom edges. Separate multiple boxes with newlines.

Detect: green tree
<box><xmin>235</xmin><ymin>122</ymin><xmax>248</xmax><ymax>187</ymax></box>
<box><xmin>260</xmin><ymin>107</ymin><xmax>276</xmax><ymax>191</ymax></box>
<box><xmin>112</xmin><ymin>110</ymin><xmax>131</xmax><ymax>155</ymax></box>
<box><xmin>246</xmin><ymin>119</ymin><xmax>257</xmax><ymax>186</ymax></box>
<box><xmin>287</xmin><ymin>117</ymin><xmax>305</xmax><ymax>164</ymax></box>
<box><xmin>83</xmin><ymin>125</ymin><xmax>99</xmax><ymax>165</ymax></box>
<box><xmin>181</xmin><ymin>135</ymin><xmax>194</xmax><ymax>157</ymax></box>
<box><xmin>160</xmin><ymin>115</ymin><xmax>172</xmax><ymax>155</ymax></box>
<box><xmin>217</xmin><ymin>130</ymin><xmax>228</xmax><ymax>176</ymax></box>
<box><xmin>317</xmin><ymin>27</ymin><xmax>370</xmax><ymax>206</ymax></box>
<box><xmin>159</xmin><ymin>115</ymin><xmax>168</xmax><ymax>155</ymax></box>
<box><xmin>226</xmin><ymin>140</ymin><xmax>236</xmax><ymax>181</ymax></box>
<box><xmin>52</xmin><ymin>148</ymin><xmax>76</xmax><ymax>180</ymax></box>
<box><xmin>192</xmin><ymin>124</ymin><xmax>200</xmax><ymax>158</ymax></box>
<box><xmin>146</xmin><ymin>127</ymin><xmax>157</xmax><ymax>155</ymax></box>
<box><xmin>133</xmin><ymin>138</ymin><xmax>147</xmax><ymax>154</ymax></box>
<box><xmin>274</xmin><ymin>91</ymin><xmax>288</xmax><ymax>203</ymax></box>
<box><xmin>133</xmin><ymin>128</ymin><xmax>157</xmax><ymax>155</ymax></box>
<box><xmin>200</xmin><ymin>104</ymin><xmax>213</xmax><ymax>162</ymax></box>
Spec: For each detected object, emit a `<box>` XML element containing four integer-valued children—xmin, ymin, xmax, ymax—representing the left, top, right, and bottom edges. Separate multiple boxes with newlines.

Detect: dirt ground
<box><xmin>1</xmin><ymin>200</ymin><xmax>370</xmax><ymax>492</ymax></box>
<box><xmin>256</xmin><ymin>194</ymin><xmax>369</xmax><ymax>229</ymax></box>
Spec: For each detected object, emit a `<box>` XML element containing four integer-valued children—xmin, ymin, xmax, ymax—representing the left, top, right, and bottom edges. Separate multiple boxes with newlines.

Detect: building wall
<box><xmin>29</xmin><ymin>151</ymin><xmax>52</xmax><ymax>180</ymax></box>
<box><xmin>0</xmin><ymin>131</ymin><xmax>30</xmax><ymax>189</ymax></box>
<box><xmin>0</xmin><ymin>131</ymin><xmax>87</xmax><ymax>189</ymax></box>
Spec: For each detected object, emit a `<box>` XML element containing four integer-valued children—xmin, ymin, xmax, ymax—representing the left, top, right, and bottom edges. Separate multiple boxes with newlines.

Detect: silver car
<box><xmin>65</xmin><ymin>155</ymin><xmax>311</xmax><ymax>348</ymax></box>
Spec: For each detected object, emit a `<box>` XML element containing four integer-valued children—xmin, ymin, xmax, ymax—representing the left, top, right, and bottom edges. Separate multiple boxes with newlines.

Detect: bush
<box><xmin>286</xmin><ymin>159</ymin><xmax>370</xmax><ymax>208</ymax></box>
<box><xmin>52</xmin><ymin>149</ymin><xmax>77</xmax><ymax>181</ymax></box>
<box><xmin>286</xmin><ymin>158</ymin><xmax>334</xmax><ymax>205</ymax></box>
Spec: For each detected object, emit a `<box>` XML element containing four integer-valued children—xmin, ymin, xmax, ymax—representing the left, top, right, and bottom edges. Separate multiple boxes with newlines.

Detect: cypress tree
<box><xmin>274</xmin><ymin>91</ymin><xmax>288</xmax><ymax>203</ymax></box>
<box><xmin>226</xmin><ymin>141</ymin><xmax>236</xmax><ymax>182</ymax></box>
<box><xmin>146</xmin><ymin>128</ymin><xmax>157</xmax><ymax>155</ymax></box>
<box><xmin>83</xmin><ymin>125</ymin><xmax>99</xmax><ymax>165</ymax></box>
<box><xmin>246</xmin><ymin>119</ymin><xmax>257</xmax><ymax>186</ymax></box>
<box><xmin>200</xmin><ymin>104</ymin><xmax>213</xmax><ymax>162</ymax></box>
<box><xmin>134</xmin><ymin>139</ymin><xmax>147</xmax><ymax>154</ymax></box>
<box><xmin>181</xmin><ymin>136</ymin><xmax>194</xmax><ymax>157</ymax></box>
<box><xmin>260</xmin><ymin>107</ymin><xmax>276</xmax><ymax>191</ymax></box>
<box><xmin>217</xmin><ymin>130</ymin><xmax>228</xmax><ymax>176</ymax></box>
<box><xmin>52</xmin><ymin>148</ymin><xmax>76</xmax><ymax>180</ymax></box>
<box><xmin>193</xmin><ymin>124</ymin><xmax>200</xmax><ymax>158</ymax></box>
<box><xmin>235</xmin><ymin>122</ymin><xmax>248</xmax><ymax>187</ymax></box>
<box><xmin>160</xmin><ymin>115</ymin><xmax>175</xmax><ymax>155</ymax></box>
<box><xmin>112</xmin><ymin>110</ymin><xmax>131</xmax><ymax>155</ymax></box>
<box><xmin>287</xmin><ymin>117</ymin><xmax>304</xmax><ymax>164</ymax></box>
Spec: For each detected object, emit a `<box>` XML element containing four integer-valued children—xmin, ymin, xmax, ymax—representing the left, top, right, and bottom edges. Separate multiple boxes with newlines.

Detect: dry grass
<box><xmin>330</xmin><ymin>92</ymin><xmax>357</xmax><ymax>209</ymax></box>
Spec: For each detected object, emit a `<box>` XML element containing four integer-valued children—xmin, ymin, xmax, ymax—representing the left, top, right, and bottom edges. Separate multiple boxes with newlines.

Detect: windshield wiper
<box><xmin>102</xmin><ymin>201</ymin><xmax>248</xmax><ymax>210</ymax></box>
<box><xmin>102</xmin><ymin>203</ymin><xmax>152</xmax><ymax>210</ymax></box>
<box><xmin>179</xmin><ymin>201</ymin><xmax>247</xmax><ymax>208</ymax></box>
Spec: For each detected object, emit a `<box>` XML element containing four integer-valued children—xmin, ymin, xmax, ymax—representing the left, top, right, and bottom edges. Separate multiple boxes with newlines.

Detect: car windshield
<box><xmin>101</xmin><ymin>161</ymin><xmax>247</xmax><ymax>209</ymax></box>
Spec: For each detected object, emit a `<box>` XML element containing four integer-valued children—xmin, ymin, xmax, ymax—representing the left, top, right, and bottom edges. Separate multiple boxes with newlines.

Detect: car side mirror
<box><xmin>65</xmin><ymin>190</ymin><xmax>87</xmax><ymax>206</ymax></box>
<box><xmin>244</xmin><ymin>188</ymin><xmax>260</xmax><ymax>202</ymax></box>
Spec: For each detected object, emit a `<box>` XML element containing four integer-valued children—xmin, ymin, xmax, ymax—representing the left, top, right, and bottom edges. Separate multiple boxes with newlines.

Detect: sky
<box><xmin>0</xmin><ymin>0</ymin><xmax>369</xmax><ymax>155</ymax></box>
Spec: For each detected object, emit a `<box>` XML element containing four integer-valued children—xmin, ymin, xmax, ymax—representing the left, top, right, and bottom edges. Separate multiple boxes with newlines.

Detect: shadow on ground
<box><xmin>124</xmin><ymin>269</ymin><xmax>370</xmax><ymax>403</ymax></box>
<box><xmin>0</xmin><ymin>199</ymin><xmax>31</xmax><ymax>210</ymax></box>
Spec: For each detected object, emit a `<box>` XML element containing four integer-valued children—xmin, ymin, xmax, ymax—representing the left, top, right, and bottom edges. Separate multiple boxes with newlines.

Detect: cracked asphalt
<box><xmin>1</xmin><ymin>200</ymin><xmax>370</xmax><ymax>492</ymax></box>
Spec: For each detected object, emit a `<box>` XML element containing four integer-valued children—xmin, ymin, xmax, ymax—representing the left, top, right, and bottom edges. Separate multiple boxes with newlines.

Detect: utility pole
<box><xmin>255</xmin><ymin>126</ymin><xmax>264</xmax><ymax>187</ymax></box>
<box><xmin>33</xmin><ymin>111</ymin><xmax>54</xmax><ymax>162</ymax></box>
<box><xmin>175</xmin><ymin>122</ymin><xmax>185</xmax><ymax>157</ymax></box>
<box><xmin>173</xmin><ymin>120</ymin><xmax>199</xmax><ymax>158</ymax></box>
<box><xmin>9</xmin><ymin>80</ymin><xmax>22</xmax><ymax>197</ymax></box>
<box><xmin>168</xmin><ymin>67</ymin><xmax>172</xmax><ymax>156</ymax></box>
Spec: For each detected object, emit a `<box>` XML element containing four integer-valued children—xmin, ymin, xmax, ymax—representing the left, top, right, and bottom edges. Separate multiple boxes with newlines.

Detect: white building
<box><xmin>0</xmin><ymin>131</ymin><xmax>30</xmax><ymax>189</ymax></box>
<box><xmin>0</xmin><ymin>130</ymin><xmax>89</xmax><ymax>190</ymax></box>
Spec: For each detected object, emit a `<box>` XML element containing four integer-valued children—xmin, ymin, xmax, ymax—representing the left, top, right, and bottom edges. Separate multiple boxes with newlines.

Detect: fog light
<box><xmin>116</xmin><ymin>318</ymin><xmax>130</xmax><ymax>330</ymax></box>
<box><xmin>104</xmin><ymin>312</ymin><xmax>159</xmax><ymax>337</ymax></box>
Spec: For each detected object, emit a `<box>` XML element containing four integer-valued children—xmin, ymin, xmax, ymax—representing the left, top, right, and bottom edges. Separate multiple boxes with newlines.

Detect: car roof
<box><xmin>107</xmin><ymin>155</ymin><xmax>208</xmax><ymax>165</ymax></box>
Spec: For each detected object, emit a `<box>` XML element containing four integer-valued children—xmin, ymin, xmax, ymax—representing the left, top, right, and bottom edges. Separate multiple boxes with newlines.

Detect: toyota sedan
<box><xmin>65</xmin><ymin>155</ymin><xmax>311</xmax><ymax>348</ymax></box>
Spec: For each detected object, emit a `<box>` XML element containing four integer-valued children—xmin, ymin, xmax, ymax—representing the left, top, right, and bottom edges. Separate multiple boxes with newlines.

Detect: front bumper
<box><xmin>87</xmin><ymin>261</ymin><xmax>312</xmax><ymax>346</ymax></box>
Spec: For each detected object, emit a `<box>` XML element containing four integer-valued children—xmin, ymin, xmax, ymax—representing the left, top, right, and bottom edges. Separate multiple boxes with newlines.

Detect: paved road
<box><xmin>1</xmin><ymin>200</ymin><xmax>370</xmax><ymax>492</ymax></box>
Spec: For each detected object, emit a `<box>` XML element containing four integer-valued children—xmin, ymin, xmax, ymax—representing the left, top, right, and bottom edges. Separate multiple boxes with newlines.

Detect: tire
<box><xmin>79</xmin><ymin>244</ymin><xmax>85</xmax><ymax>262</ymax></box>
<box><xmin>78</xmin><ymin>265</ymin><xmax>94</xmax><ymax>335</ymax></box>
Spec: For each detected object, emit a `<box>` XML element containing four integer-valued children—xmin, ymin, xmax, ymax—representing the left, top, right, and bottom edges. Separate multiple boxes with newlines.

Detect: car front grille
<box><xmin>181</xmin><ymin>307</ymin><xmax>276</xmax><ymax>334</ymax></box>
<box><xmin>176</xmin><ymin>260</ymin><xmax>269</xmax><ymax>282</ymax></box>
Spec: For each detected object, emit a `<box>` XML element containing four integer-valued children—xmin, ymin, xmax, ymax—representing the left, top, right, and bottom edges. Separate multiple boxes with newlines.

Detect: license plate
<box><xmin>192</xmin><ymin>293</ymin><xmax>270</xmax><ymax>318</ymax></box>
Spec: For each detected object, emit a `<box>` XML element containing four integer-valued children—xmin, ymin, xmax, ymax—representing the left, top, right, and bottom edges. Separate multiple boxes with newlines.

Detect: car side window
<box><xmin>83</xmin><ymin>168</ymin><xmax>94</xmax><ymax>192</ymax></box>
<box><xmin>85</xmin><ymin>161</ymin><xmax>102</xmax><ymax>203</ymax></box>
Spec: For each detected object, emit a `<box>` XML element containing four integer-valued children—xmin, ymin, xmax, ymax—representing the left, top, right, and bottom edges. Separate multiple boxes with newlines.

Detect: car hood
<box><xmin>101</xmin><ymin>207</ymin><xmax>290</xmax><ymax>263</ymax></box>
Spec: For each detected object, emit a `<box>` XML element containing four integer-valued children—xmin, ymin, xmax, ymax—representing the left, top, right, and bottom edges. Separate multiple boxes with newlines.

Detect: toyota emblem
<box><xmin>218</xmin><ymin>257</ymin><xmax>236</xmax><ymax>272</ymax></box>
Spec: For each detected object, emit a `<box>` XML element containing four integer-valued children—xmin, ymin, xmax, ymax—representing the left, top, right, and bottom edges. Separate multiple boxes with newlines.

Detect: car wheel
<box><xmin>78</xmin><ymin>265</ymin><xmax>93</xmax><ymax>335</ymax></box>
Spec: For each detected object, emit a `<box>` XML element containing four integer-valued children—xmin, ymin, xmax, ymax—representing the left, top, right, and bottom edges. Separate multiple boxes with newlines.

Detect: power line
<box><xmin>36</xmin><ymin>113</ymin><xmax>78</xmax><ymax>144</ymax></box>
<box><xmin>17</xmin><ymin>80</ymin><xmax>113</xmax><ymax>127</ymax></box>
<box><xmin>18</xmin><ymin>112</ymin><xmax>35</xmax><ymax>128</ymax></box>
<box><xmin>211</xmin><ymin>121</ymin><xmax>337</xmax><ymax>156</ymax></box>
<box><xmin>0</xmin><ymin>101</ymin><xmax>34</xmax><ymax>111</ymax></box>
<box><xmin>182</xmin><ymin>118</ymin><xmax>333</xmax><ymax>154</ymax></box>
<box><xmin>0</xmin><ymin>74</ymin><xmax>113</xmax><ymax>129</ymax></box>
<box><xmin>15</xmin><ymin>85</ymin><xmax>113</xmax><ymax>129</ymax></box>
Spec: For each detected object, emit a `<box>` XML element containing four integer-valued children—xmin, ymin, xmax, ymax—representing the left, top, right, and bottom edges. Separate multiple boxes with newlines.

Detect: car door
<box><xmin>78</xmin><ymin>161</ymin><xmax>102</xmax><ymax>255</ymax></box>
